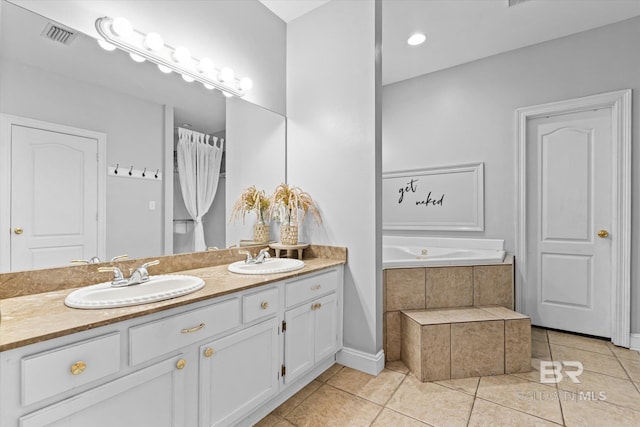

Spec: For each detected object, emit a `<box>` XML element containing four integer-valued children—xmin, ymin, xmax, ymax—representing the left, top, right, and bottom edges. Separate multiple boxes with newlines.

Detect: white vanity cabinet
<box><xmin>0</xmin><ymin>265</ymin><xmax>343</xmax><ymax>427</ymax></box>
<box><xmin>283</xmin><ymin>269</ymin><xmax>341</xmax><ymax>385</ymax></box>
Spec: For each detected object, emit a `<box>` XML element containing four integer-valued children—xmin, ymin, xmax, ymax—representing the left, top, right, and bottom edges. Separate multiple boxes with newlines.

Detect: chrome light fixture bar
<box><xmin>95</xmin><ymin>16</ymin><xmax>252</xmax><ymax>97</ymax></box>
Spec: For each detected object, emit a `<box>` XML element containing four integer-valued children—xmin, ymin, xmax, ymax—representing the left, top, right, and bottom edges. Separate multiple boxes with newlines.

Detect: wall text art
<box><xmin>383</xmin><ymin>163</ymin><xmax>484</xmax><ymax>231</ymax></box>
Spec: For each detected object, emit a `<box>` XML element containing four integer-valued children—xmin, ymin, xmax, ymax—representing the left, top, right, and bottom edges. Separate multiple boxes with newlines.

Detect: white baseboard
<box><xmin>336</xmin><ymin>347</ymin><xmax>385</xmax><ymax>376</ymax></box>
<box><xmin>629</xmin><ymin>333</ymin><xmax>640</xmax><ymax>351</ymax></box>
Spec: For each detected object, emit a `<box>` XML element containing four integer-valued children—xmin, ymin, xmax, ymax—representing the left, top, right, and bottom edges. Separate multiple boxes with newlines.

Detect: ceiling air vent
<box><xmin>40</xmin><ymin>22</ymin><xmax>78</xmax><ymax>45</ymax></box>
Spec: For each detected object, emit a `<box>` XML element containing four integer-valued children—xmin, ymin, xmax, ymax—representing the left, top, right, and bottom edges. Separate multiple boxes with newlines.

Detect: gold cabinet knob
<box><xmin>260</xmin><ymin>301</ymin><xmax>269</xmax><ymax>310</ymax></box>
<box><xmin>14</xmin><ymin>227</ymin><xmax>23</xmax><ymax>235</ymax></box>
<box><xmin>176</xmin><ymin>359</ymin><xmax>187</xmax><ymax>370</ymax></box>
<box><xmin>204</xmin><ymin>347</ymin><xmax>214</xmax><ymax>358</ymax></box>
<box><xmin>597</xmin><ymin>229</ymin><xmax>609</xmax><ymax>238</ymax></box>
<box><xmin>70</xmin><ymin>361</ymin><xmax>86</xmax><ymax>375</ymax></box>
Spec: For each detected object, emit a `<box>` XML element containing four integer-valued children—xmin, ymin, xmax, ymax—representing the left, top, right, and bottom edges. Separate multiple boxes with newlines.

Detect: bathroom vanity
<box><xmin>0</xmin><ymin>257</ymin><xmax>344</xmax><ymax>427</ymax></box>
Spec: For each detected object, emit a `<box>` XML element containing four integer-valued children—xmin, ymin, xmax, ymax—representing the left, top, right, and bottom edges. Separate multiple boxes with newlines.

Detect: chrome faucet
<box><xmin>71</xmin><ymin>254</ymin><xmax>128</xmax><ymax>264</ymax></box>
<box><xmin>98</xmin><ymin>260</ymin><xmax>160</xmax><ymax>287</ymax></box>
<box><xmin>238</xmin><ymin>248</ymin><xmax>271</xmax><ymax>264</ymax></box>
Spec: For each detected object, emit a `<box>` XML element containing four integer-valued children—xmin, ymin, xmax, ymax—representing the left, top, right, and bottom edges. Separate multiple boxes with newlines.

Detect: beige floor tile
<box><xmin>556</xmin><ymin>370</ymin><xmax>640</xmax><ymax>412</ymax></box>
<box><xmin>272</xmin><ymin>420</ymin><xmax>295</xmax><ymax>427</ymax></box>
<box><xmin>469</xmin><ymin>398</ymin><xmax>560</xmax><ymax>426</ymax></box>
<box><xmin>511</xmin><ymin>358</ymin><xmax>557</xmax><ymax>384</ymax></box>
<box><xmin>386</xmin><ymin>374</ymin><xmax>474</xmax><ymax>427</ymax></box>
<box><xmin>434</xmin><ymin>376</ymin><xmax>480</xmax><ymax>396</ymax></box>
<box><xmin>285</xmin><ymin>384</ymin><xmax>382</xmax><ymax>427</ymax></box>
<box><xmin>561</xmin><ymin>397</ymin><xmax>640</xmax><ymax>426</ymax></box>
<box><xmin>385</xmin><ymin>360</ymin><xmax>410</xmax><ymax>374</ymax></box>
<box><xmin>328</xmin><ymin>367</ymin><xmax>405</xmax><ymax>405</ymax></box>
<box><xmin>550</xmin><ymin>344</ymin><xmax>627</xmax><ymax>379</ymax></box>
<box><xmin>532</xmin><ymin>327</ymin><xmax>548</xmax><ymax>342</ymax></box>
<box><xmin>619</xmin><ymin>357</ymin><xmax>640</xmax><ymax>382</ymax></box>
<box><xmin>272</xmin><ymin>380</ymin><xmax>322</xmax><ymax>417</ymax></box>
<box><xmin>316</xmin><ymin>363</ymin><xmax>344</xmax><ymax>382</ymax></box>
<box><xmin>547</xmin><ymin>331</ymin><xmax>613</xmax><ymax>356</ymax></box>
<box><xmin>254</xmin><ymin>413</ymin><xmax>282</xmax><ymax>427</ymax></box>
<box><xmin>608</xmin><ymin>343</ymin><xmax>640</xmax><ymax>361</ymax></box>
<box><xmin>476</xmin><ymin>375</ymin><xmax>563</xmax><ymax>424</ymax></box>
<box><xmin>532</xmin><ymin>339</ymin><xmax>551</xmax><ymax>359</ymax></box>
<box><xmin>371</xmin><ymin>408</ymin><xmax>430</xmax><ymax>426</ymax></box>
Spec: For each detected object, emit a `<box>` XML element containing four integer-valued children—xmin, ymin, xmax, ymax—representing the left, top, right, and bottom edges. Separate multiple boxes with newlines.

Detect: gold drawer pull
<box><xmin>70</xmin><ymin>361</ymin><xmax>86</xmax><ymax>375</ymax></box>
<box><xmin>181</xmin><ymin>323</ymin><xmax>205</xmax><ymax>334</ymax></box>
<box><xmin>176</xmin><ymin>359</ymin><xmax>187</xmax><ymax>370</ymax></box>
<box><xmin>310</xmin><ymin>285</ymin><xmax>321</xmax><ymax>291</ymax></box>
<box><xmin>204</xmin><ymin>347</ymin><xmax>214</xmax><ymax>358</ymax></box>
<box><xmin>311</xmin><ymin>302</ymin><xmax>322</xmax><ymax>310</ymax></box>
<box><xmin>316</xmin><ymin>302</ymin><xmax>322</xmax><ymax>310</ymax></box>
<box><xmin>261</xmin><ymin>301</ymin><xmax>269</xmax><ymax>310</ymax></box>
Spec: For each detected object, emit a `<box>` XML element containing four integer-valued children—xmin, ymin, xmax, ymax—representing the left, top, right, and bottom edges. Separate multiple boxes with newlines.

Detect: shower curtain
<box><xmin>176</xmin><ymin>128</ymin><xmax>224</xmax><ymax>252</ymax></box>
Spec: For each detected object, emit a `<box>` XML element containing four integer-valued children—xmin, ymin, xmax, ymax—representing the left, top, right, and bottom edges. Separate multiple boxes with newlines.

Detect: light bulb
<box><xmin>182</xmin><ymin>74</ymin><xmax>195</xmax><ymax>83</ymax></box>
<box><xmin>172</xmin><ymin>46</ymin><xmax>191</xmax><ymax>64</ymax></box>
<box><xmin>144</xmin><ymin>32</ymin><xmax>164</xmax><ymax>51</ymax></box>
<box><xmin>112</xmin><ymin>17</ymin><xmax>133</xmax><ymax>38</ymax></box>
<box><xmin>129</xmin><ymin>53</ymin><xmax>146</xmax><ymax>63</ymax></box>
<box><xmin>198</xmin><ymin>57</ymin><xmax>215</xmax><ymax>74</ymax></box>
<box><xmin>407</xmin><ymin>33</ymin><xmax>426</xmax><ymax>46</ymax></box>
<box><xmin>218</xmin><ymin>67</ymin><xmax>235</xmax><ymax>83</ymax></box>
<box><xmin>97</xmin><ymin>39</ymin><xmax>116</xmax><ymax>51</ymax></box>
<box><xmin>203</xmin><ymin>83</ymin><xmax>215</xmax><ymax>90</ymax></box>
<box><xmin>221</xmin><ymin>91</ymin><xmax>233</xmax><ymax>98</ymax></box>
<box><xmin>158</xmin><ymin>64</ymin><xmax>172</xmax><ymax>74</ymax></box>
<box><xmin>238</xmin><ymin>77</ymin><xmax>253</xmax><ymax>91</ymax></box>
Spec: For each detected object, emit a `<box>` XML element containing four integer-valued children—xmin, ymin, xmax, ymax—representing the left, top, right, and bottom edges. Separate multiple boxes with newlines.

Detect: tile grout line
<box><xmin>472</xmin><ymin>395</ymin><xmax>565</xmax><ymax>426</ymax></box>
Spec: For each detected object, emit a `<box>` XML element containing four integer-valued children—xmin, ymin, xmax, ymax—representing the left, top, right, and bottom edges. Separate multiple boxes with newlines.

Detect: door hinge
<box><xmin>282</xmin><ymin>320</ymin><xmax>286</xmax><ymax>332</ymax></box>
<box><xmin>281</xmin><ymin>364</ymin><xmax>286</xmax><ymax>376</ymax></box>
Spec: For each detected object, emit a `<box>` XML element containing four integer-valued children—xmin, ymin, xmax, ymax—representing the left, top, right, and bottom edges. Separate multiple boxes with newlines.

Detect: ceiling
<box><xmin>259</xmin><ymin>0</ymin><xmax>640</xmax><ymax>86</ymax></box>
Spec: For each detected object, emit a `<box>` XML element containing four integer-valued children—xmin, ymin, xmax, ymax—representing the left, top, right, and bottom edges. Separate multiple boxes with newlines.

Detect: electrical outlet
<box><xmin>149</xmin><ymin>201</ymin><xmax>156</xmax><ymax>210</ymax></box>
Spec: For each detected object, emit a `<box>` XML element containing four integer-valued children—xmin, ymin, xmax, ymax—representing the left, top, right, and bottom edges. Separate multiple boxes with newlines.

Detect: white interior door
<box><xmin>525</xmin><ymin>108</ymin><xmax>612</xmax><ymax>337</ymax></box>
<box><xmin>11</xmin><ymin>125</ymin><xmax>99</xmax><ymax>271</ymax></box>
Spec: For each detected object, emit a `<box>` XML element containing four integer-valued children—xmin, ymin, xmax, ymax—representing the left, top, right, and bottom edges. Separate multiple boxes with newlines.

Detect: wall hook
<box><xmin>142</xmin><ymin>167</ymin><xmax>147</xmax><ymax>177</ymax></box>
<box><xmin>155</xmin><ymin>169</ymin><xmax>159</xmax><ymax>179</ymax></box>
<box><xmin>129</xmin><ymin>165</ymin><xmax>134</xmax><ymax>176</ymax></box>
<box><xmin>114</xmin><ymin>163</ymin><xmax>119</xmax><ymax>175</ymax></box>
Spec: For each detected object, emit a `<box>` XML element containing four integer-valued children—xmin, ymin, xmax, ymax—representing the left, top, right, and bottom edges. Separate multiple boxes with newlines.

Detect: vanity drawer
<box><xmin>130</xmin><ymin>298</ymin><xmax>240</xmax><ymax>365</ymax></box>
<box><xmin>285</xmin><ymin>269</ymin><xmax>339</xmax><ymax>308</ymax></box>
<box><xmin>21</xmin><ymin>332</ymin><xmax>121</xmax><ymax>406</ymax></box>
<box><xmin>243</xmin><ymin>287</ymin><xmax>279</xmax><ymax>323</ymax></box>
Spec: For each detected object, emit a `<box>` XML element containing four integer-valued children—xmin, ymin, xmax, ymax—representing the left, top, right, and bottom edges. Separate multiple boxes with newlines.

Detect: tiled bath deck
<box><xmin>255</xmin><ymin>328</ymin><xmax>640</xmax><ymax>427</ymax></box>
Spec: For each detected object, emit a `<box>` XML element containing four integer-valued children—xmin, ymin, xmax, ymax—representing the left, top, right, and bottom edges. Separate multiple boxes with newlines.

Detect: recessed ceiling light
<box><xmin>407</xmin><ymin>33</ymin><xmax>426</xmax><ymax>46</ymax></box>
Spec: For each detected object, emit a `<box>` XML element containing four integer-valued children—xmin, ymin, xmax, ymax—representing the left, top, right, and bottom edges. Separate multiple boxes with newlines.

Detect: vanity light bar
<box><xmin>95</xmin><ymin>16</ymin><xmax>251</xmax><ymax>97</ymax></box>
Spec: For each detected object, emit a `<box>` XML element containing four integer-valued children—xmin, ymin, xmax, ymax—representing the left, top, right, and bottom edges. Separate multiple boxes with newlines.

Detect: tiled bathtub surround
<box><xmin>401</xmin><ymin>306</ymin><xmax>531</xmax><ymax>381</ymax></box>
<box><xmin>384</xmin><ymin>257</ymin><xmax>514</xmax><ymax>361</ymax></box>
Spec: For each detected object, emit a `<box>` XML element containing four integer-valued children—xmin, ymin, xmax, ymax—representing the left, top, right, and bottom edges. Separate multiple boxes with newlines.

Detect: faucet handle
<box><xmin>141</xmin><ymin>260</ymin><xmax>160</xmax><ymax>269</ymax></box>
<box><xmin>110</xmin><ymin>254</ymin><xmax>128</xmax><ymax>261</ymax></box>
<box><xmin>97</xmin><ymin>266</ymin><xmax>126</xmax><ymax>286</ymax></box>
<box><xmin>238</xmin><ymin>250</ymin><xmax>253</xmax><ymax>263</ymax></box>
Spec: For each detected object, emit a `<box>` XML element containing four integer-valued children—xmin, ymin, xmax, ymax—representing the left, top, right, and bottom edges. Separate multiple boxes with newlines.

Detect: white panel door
<box><xmin>314</xmin><ymin>293</ymin><xmax>338</xmax><ymax>361</ymax></box>
<box><xmin>526</xmin><ymin>108</ymin><xmax>612</xmax><ymax>337</ymax></box>
<box><xmin>284</xmin><ymin>303</ymin><xmax>315</xmax><ymax>385</ymax></box>
<box><xmin>11</xmin><ymin>125</ymin><xmax>98</xmax><ymax>271</ymax></box>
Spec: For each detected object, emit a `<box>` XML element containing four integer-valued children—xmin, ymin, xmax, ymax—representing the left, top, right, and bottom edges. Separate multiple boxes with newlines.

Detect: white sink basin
<box><xmin>227</xmin><ymin>258</ymin><xmax>305</xmax><ymax>275</ymax></box>
<box><xmin>65</xmin><ymin>275</ymin><xmax>205</xmax><ymax>309</ymax></box>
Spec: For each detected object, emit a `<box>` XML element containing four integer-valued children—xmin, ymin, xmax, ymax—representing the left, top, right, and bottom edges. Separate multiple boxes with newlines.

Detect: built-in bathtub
<box><xmin>383</xmin><ymin>236</ymin><xmax>506</xmax><ymax>269</ymax></box>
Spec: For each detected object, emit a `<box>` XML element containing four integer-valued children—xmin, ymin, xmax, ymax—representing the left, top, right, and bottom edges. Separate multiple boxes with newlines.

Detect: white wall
<box><xmin>383</xmin><ymin>17</ymin><xmax>640</xmax><ymax>332</ymax></box>
<box><xmin>225</xmin><ymin>98</ymin><xmax>286</xmax><ymax>247</ymax></box>
<box><xmin>287</xmin><ymin>0</ymin><xmax>382</xmax><ymax>366</ymax></box>
<box><xmin>0</xmin><ymin>59</ymin><xmax>164</xmax><ymax>259</ymax></box>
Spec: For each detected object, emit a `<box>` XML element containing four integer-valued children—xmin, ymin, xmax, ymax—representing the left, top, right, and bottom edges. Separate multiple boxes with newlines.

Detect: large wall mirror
<box><xmin>0</xmin><ymin>0</ymin><xmax>286</xmax><ymax>273</ymax></box>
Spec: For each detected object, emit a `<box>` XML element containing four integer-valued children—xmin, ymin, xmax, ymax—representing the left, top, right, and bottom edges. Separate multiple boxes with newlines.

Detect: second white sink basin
<box><xmin>65</xmin><ymin>275</ymin><xmax>205</xmax><ymax>309</ymax></box>
<box><xmin>228</xmin><ymin>258</ymin><xmax>305</xmax><ymax>275</ymax></box>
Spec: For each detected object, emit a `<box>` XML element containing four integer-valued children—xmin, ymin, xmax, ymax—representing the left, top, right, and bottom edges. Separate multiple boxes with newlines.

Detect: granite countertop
<box><xmin>0</xmin><ymin>257</ymin><xmax>345</xmax><ymax>352</ymax></box>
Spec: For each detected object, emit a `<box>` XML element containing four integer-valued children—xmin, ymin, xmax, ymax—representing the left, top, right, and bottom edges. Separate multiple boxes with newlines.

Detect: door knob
<box><xmin>14</xmin><ymin>227</ymin><xmax>23</xmax><ymax>235</ymax></box>
<box><xmin>597</xmin><ymin>229</ymin><xmax>609</xmax><ymax>238</ymax></box>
